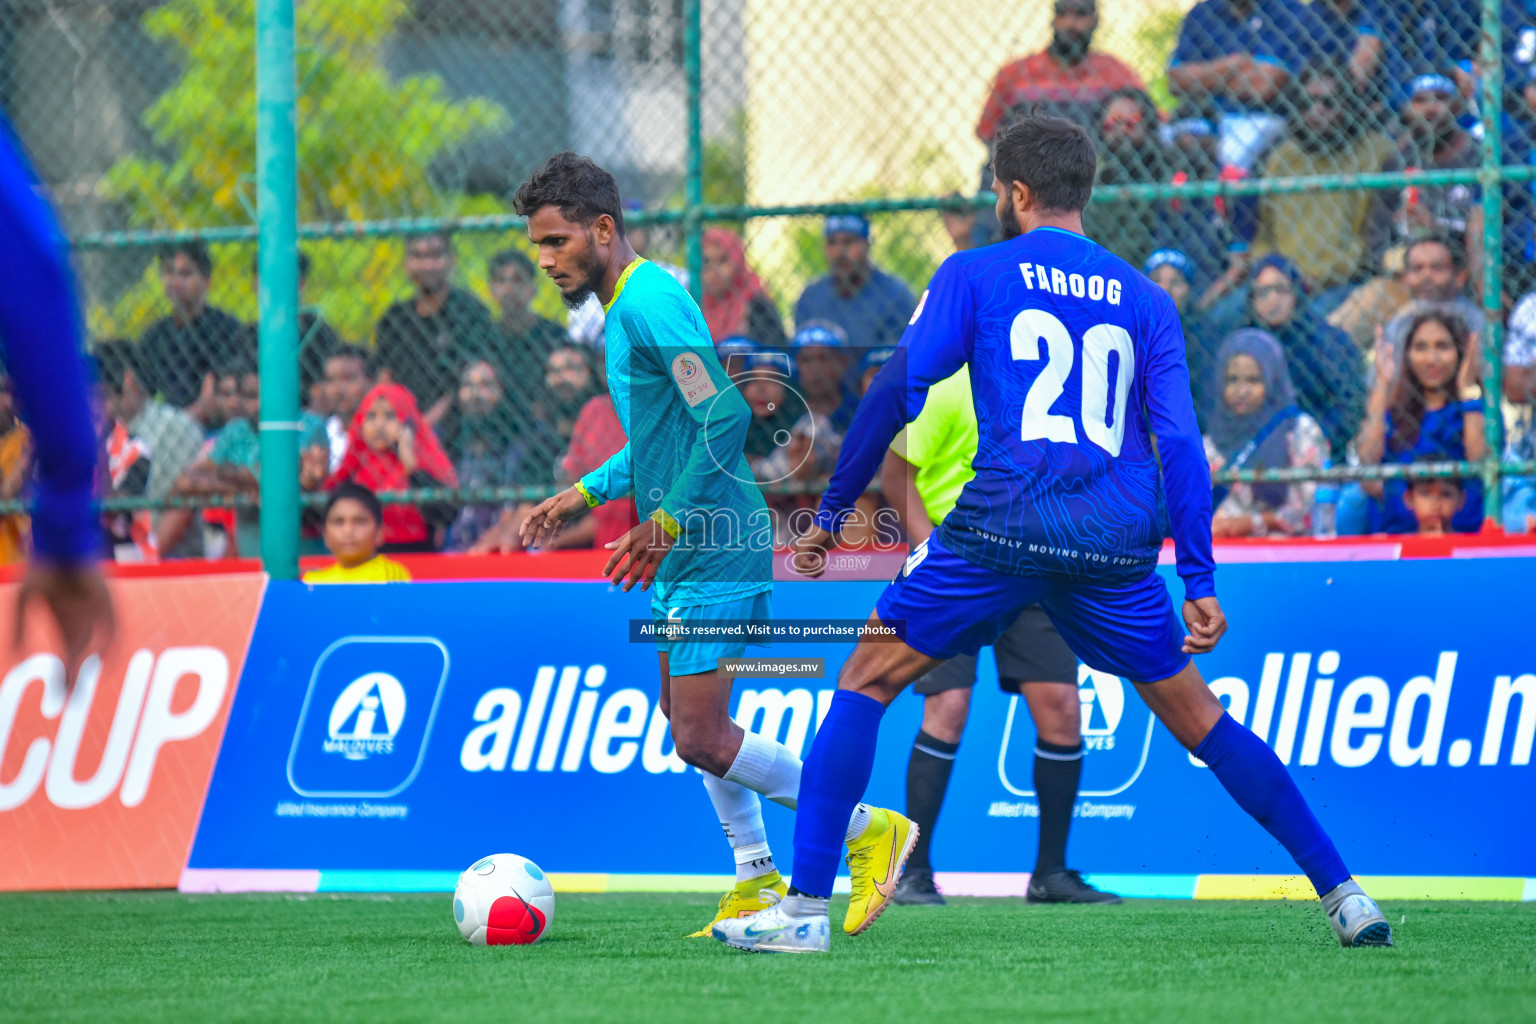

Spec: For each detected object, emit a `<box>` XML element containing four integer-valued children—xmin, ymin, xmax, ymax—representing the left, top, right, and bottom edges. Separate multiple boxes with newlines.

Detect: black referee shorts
<box><xmin>911</xmin><ymin>604</ymin><xmax>1077</xmax><ymax>694</ymax></box>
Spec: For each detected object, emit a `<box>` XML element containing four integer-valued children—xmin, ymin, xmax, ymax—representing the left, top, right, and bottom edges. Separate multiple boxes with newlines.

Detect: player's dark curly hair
<box><xmin>513</xmin><ymin>152</ymin><xmax>626</xmax><ymax>234</ymax></box>
<box><xmin>992</xmin><ymin>114</ymin><xmax>1096</xmax><ymax>214</ymax></box>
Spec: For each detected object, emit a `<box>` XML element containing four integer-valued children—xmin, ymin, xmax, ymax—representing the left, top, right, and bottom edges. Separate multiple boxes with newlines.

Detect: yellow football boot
<box><xmin>686</xmin><ymin>870</ymin><xmax>787</xmax><ymax>938</ymax></box>
<box><xmin>843</xmin><ymin>807</ymin><xmax>919</xmax><ymax>935</ymax></box>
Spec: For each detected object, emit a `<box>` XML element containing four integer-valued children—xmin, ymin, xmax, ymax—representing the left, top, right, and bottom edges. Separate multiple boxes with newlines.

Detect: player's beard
<box><xmin>997</xmin><ymin>193</ymin><xmax>1022</xmax><ymax>240</ymax></box>
<box><xmin>560</xmin><ymin>243</ymin><xmax>608</xmax><ymax>310</ymax></box>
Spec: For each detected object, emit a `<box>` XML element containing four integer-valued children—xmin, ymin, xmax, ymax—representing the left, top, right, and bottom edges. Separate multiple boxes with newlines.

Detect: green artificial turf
<box><xmin>0</xmin><ymin>892</ymin><xmax>1530</xmax><ymax>1023</ymax></box>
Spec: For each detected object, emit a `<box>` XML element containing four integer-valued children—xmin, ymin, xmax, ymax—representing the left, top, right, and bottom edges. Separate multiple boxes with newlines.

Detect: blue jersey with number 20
<box><xmin>815</xmin><ymin>226</ymin><xmax>1215</xmax><ymax>600</ymax></box>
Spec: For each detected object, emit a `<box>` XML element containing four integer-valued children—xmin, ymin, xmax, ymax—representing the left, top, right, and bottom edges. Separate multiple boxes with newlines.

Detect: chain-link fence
<box><xmin>3</xmin><ymin>0</ymin><xmax>1535</xmax><ymax>568</ymax></box>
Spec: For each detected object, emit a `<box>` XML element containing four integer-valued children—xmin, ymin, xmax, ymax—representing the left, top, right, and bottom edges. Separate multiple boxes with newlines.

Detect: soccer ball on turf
<box><xmin>453</xmin><ymin>853</ymin><xmax>555</xmax><ymax>946</ymax></box>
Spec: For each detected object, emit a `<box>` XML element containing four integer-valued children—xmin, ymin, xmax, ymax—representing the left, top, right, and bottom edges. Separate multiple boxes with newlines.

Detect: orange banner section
<box><xmin>0</xmin><ymin>573</ymin><xmax>263</xmax><ymax>890</ymax></box>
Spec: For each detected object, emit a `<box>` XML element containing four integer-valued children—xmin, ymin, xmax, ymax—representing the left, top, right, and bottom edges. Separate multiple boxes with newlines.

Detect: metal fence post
<box><xmin>1480</xmin><ymin>0</ymin><xmax>1507</xmax><ymax>529</ymax></box>
<box><xmin>256</xmin><ymin>0</ymin><xmax>300</xmax><ymax>578</ymax></box>
<box><xmin>683</xmin><ymin>0</ymin><xmax>704</xmax><ymax>303</ymax></box>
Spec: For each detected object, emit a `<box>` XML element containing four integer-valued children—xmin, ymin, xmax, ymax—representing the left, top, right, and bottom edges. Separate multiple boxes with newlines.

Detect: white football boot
<box><xmin>1322</xmin><ymin>880</ymin><xmax>1394</xmax><ymax>947</ymax></box>
<box><xmin>712</xmin><ymin>895</ymin><xmax>831</xmax><ymax>954</ymax></box>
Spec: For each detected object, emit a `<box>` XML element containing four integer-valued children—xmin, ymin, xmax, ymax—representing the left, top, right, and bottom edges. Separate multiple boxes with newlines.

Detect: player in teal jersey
<box><xmin>514</xmin><ymin>154</ymin><xmax>910</xmax><ymax>940</ymax></box>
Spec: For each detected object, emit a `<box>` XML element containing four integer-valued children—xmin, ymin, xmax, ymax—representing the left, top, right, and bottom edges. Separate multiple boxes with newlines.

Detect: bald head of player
<box><xmin>515</xmin><ymin>151</ymin><xmax>638</xmax><ymax>310</ymax></box>
<box><xmin>991</xmin><ymin>114</ymin><xmax>1097</xmax><ymax>241</ymax></box>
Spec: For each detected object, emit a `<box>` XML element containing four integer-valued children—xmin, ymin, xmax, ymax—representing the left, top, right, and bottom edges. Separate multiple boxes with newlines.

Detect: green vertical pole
<box><xmin>1479</xmin><ymin>0</ymin><xmax>1506</xmax><ymax>529</ymax></box>
<box><xmin>683</xmin><ymin>0</ymin><xmax>704</xmax><ymax>303</ymax></box>
<box><xmin>256</xmin><ymin>0</ymin><xmax>300</xmax><ymax>578</ymax></box>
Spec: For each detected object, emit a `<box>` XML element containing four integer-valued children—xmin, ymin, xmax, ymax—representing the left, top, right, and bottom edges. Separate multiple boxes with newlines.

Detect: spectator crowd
<box><xmin>9</xmin><ymin>0</ymin><xmax>1536</xmax><ymax>565</ymax></box>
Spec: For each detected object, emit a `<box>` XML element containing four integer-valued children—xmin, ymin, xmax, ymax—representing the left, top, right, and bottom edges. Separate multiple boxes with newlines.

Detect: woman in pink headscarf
<box><xmin>701</xmin><ymin>227</ymin><xmax>785</xmax><ymax>346</ymax></box>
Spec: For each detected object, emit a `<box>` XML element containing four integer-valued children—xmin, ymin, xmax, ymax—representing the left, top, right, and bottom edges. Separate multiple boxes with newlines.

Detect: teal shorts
<box><xmin>651</xmin><ymin>590</ymin><xmax>773</xmax><ymax>676</ymax></box>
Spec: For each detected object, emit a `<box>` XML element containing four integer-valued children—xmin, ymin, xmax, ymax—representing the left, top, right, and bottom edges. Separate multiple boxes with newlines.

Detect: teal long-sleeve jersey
<box><xmin>578</xmin><ymin>259</ymin><xmax>772</xmax><ymax>608</ymax></box>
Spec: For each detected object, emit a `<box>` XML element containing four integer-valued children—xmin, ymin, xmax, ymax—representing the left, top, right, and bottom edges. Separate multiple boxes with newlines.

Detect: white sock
<box><xmin>723</xmin><ymin>731</ymin><xmax>802</xmax><ymax>810</ymax></box>
<box><xmin>700</xmin><ymin>772</ymin><xmax>775</xmax><ymax>882</ymax></box>
<box><xmin>844</xmin><ymin>803</ymin><xmax>872</xmax><ymax>843</ymax></box>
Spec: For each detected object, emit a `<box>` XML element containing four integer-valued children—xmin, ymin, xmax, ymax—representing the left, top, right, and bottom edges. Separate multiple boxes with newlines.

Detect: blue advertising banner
<box><xmin>186</xmin><ymin>561</ymin><xmax>1535</xmax><ymax>895</ymax></box>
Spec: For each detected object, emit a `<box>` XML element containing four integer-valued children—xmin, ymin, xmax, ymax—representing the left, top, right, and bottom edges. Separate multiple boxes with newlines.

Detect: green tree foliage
<box><xmin>95</xmin><ymin>0</ymin><xmax>537</xmax><ymax>343</ymax></box>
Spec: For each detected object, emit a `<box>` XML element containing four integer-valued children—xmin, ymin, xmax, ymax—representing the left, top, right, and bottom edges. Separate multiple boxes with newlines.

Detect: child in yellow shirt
<box><xmin>303</xmin><ymin>483</ymin><xmax>412</xmax><ymax>583</ymax></box>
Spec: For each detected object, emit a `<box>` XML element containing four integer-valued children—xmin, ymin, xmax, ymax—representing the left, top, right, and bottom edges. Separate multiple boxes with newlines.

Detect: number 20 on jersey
<box><xmin>1012</xmin><ymin>308</ymin><xmax>1135</xmax><ymax>457</ymax></box>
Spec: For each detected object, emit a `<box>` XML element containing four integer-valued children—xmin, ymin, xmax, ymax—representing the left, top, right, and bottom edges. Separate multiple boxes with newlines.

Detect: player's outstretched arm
<box><xmin>1181</xmin><ymin>596</ymin><xmax>1227</xmax><ymax>654</ymax></box>
<box><xmin>1141</xmin><ymin>300</ymin><xmax>1218</xmax><ymax>608</ymax></box>
<box><xmin>807</xmin><ymin>259</ymin><xmax>973</xmax><ymax>553</ymax></box>
<box><xmin>0</xmin><ymin>127</ymin><xmax>115</xmax><ymax>684</ymax></box>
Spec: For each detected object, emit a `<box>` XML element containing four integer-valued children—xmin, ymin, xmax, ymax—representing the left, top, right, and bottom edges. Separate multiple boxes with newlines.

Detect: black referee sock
<box><xmin>905</xmin><ymin>730</ymin><xmax>960</xmax><ymax>873</ymax></box>
<box><xmin>1033</xmin><ymin>738</ymin><xmax>1084</xmax><ymax>875</ymax></box>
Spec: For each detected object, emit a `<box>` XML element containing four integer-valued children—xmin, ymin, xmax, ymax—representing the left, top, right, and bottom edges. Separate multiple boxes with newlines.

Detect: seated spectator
<box><xmin>790</xmin><ymin>322</ymin><xmax>856</xmax><ymax>432</ymax></box>
<box><xmin>1326</xmin><ymin>245</ymin><xmax>1411</xmax><ymax>351</ymax></box>
<box><xmin>740</xmin><ymin>355</ymin><xmax>803</xmax><ymax>482</ymax></box>
<box><xmin>163</xmin><ymin>361</ymin><xmax>263</xmax><ymax>558</ymax></box>
<box><xmin>1357</xmin><ymin>310</ymin><xmax>1486</xmax><ymax>533</ymax></box>
<box><xmin>94</xmin><ymin>340</ymin><xmax>206</xmax><ymax>557</ymax></box>
<box><xmin>1209</xmin><ymin>255</ymin><xmax>1364</xmax><ymax>455</ymax></box>
<box><xmin>488</xmin><ymin>248</ymin><xmax>568</xmax><ymax>386</ymax></box>
<box><xmin>244</xmin><ymin>249</ymin><xmax>341</xmax><ymax>415</ymax></box>
<box><xmin>444</xmin><ymin>358</ymin><xmax>520</xmax><ymax>552</ymax></box>
<box><xmin>976</xmin><ymin>0</ymin><xmax>1143</xmax><ymax>142</ymax></box>
<box><xmin>304</xmin><ymin>345</ymin><xmax>375</xmax><ymax>480</ymax></box>
<box><xmin>1143</xmin><ymin>249</ymin><xmax>1219</xmax><ymax>415</ymax></box>
<box><xmin>98</xmin><ymin>409</ymin><xmax>153</xmax><ymax>564</ymax></box>
<box><xmin>138</xmin><ymin>241</ymin><xmax>246</xmax><ymax>426</ymax></box>
<box><xmin>1203</xmin><ymin>329</ymin><xmax>1328</xmax><ymax>537</ymax></box>
<box><xmin>1310</xmin><ymin>0</ymin><xmax>1407</xmax><ymax>112</ymax></box>
<box><xmin>1402</xmin><ymin>460</ymin><xmax>1468</xmax><ymax>536</ymax></box>
<box><xmin>1502</xmin><ymin>286</ymin><xmax>1536</xmax><ymax>405</ymax></box>
<box><xmin>1378</xmin><ymin>235</ymin><xmax>1486</xmax><ymax>365</ymax></box>
<box><xmin>374</xmin><ymin>232</ymin><xmax>496</xmax><ymax>426</ymax></box>
<box><xmin>0</xmin><ymin>375</ymin><xmax>29</xmax><ymax>564</ymax></box>
<box><xmin>1166</xmin><ymin>0</ymin><xmax>1333</xmax><ymax>168</ymax></box>
<box><xmin>702</xmin><ymin>228</ymin><xmax>785</xmax><ymax>347</ymax></box>
<box><xmin>1249</xmin><ymin>61</ymin><xmax>1396</xmax><ymax>295</ymax></box>
<box><xmin>303</xmin><ymin>483</ymin><xmax>412</xmax><ymax>583</ymax></box>
<box><xmin>1380</xmin><ymin>74</ymin><xmax>1482</xmax><ymax>253</ymax></box>
<box><xmin>322</xmin><ymin>383</ymin><xmax>459</xmax><ymax>553</ymax></box>
<box><xmin>1160</xmin><ymin>109</ymin><xmax>1257</xmax><ymax>303</ymax></box>
<box><xmin>857</xmin><ymin>347</ymin><xmax>895</xmax><ymax>397</ymax></box>
<box><xmin>1500</xmin><ymin>404</ymin><xmax>1536</xmax><ymax>532</ymax></box>
<box><xmin>1085</xmin><ymin>87</ymin><xmax>1168</xmax><ymax>268</ymax></box>
<box><xmin>794</xmin><ymin>216</ymin><xmax>915</xmax><ymax>351</ymax></box>
<box><xmin>528</xmin><ymin>344</ymin><xmax>602</xmax><ymax>483</ymax></box>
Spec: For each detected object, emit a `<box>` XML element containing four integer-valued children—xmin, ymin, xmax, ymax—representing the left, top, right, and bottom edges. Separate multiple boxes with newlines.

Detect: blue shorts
<box><xmin>876</xmin><ymin>533</ymin><xmax>1190</xmax><ymax>683</ymax></box>
<box><xmin>651</xmin><ymin>590</ymin><xmax>773</xmax><ymax>676</ymax></box>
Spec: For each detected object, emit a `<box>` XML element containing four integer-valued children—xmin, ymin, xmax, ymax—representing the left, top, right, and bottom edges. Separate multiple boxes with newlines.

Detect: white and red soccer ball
<box><xmin>453</xmin><ymin>853</ymin><xmax>555</xmax><ymax>946</ymax></box>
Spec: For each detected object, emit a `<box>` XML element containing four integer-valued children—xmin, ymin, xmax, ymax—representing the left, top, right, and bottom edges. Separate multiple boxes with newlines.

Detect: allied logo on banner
<box><xmin>325</xmin><ymin>673</ymin><xmax>408</xmax><ymax>760</ymax></box>
<box><xmin>287</xmin><ymin>637</ymin><xmax>449</xmax><ymax>799</ymax></box>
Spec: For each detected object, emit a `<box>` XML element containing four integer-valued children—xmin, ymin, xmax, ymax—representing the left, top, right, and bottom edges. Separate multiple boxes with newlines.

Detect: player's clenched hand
<box><xmin>14</xmin><ymin>564</ymin><xmax>117</xmax><ymax>692</ymax></box>
<box><xmin>1181</xmin><ymin>596</ymin><xmax>1227</xmax><ymax>655</ymax></box>
<box><xmin>603</xmin><ymin>518</ymin><xmax>676</xmax><ymax>592</ymax></box>
<box><xmin>791</xmin><ymin>526</ymin><xmax>835</xmax><ymax>578</ymax></box>
<box><xmin>519</xmin><ymin>486</ymin><xmax>588</xmax><ymax>550</ymax></box>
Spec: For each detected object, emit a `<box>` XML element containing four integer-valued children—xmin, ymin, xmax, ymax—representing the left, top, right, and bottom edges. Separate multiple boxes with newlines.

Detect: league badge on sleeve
<box><xmin>671</xmin><ymin>352</ymin><xmax>719</xmax><ymax>407</ymax></box>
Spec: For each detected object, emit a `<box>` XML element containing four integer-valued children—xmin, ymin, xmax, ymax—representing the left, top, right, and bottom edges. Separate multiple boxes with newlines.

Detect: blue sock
<box><xmin>1194</xmin><ymin>713</ymin><xmax>1350</xmax><ymax>895</ymax></box>
<box><xmin>790</xmin><ymin>690</ymin><xmax>885</xmax><ymax>898</ymax></box>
